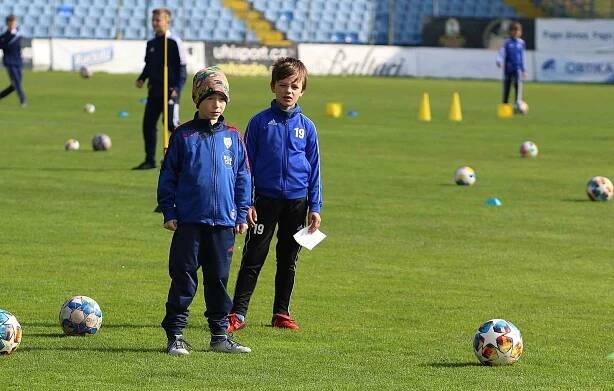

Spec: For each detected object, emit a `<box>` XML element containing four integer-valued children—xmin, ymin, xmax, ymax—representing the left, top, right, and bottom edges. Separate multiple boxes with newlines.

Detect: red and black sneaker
<box><xmin>271</xmin><ymin>313</ymin><xmax>299</xmax><ymax>330</ymax></box>
<box><xmin>227</xmin><ymin>313</ymin><xmax>246</xmax><ymax>334</ymax></box>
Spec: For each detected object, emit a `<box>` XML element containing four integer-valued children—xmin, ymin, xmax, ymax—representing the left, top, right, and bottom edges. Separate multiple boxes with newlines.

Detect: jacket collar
<box><xmin>270</xmin><ymin>100</ymin><xmax>302</xmax><ymax>119</ymax></box>
<box><xmin>192</xmin><ymin>112</ymin><xmax>225</xmax><ymax>132</ymax></box>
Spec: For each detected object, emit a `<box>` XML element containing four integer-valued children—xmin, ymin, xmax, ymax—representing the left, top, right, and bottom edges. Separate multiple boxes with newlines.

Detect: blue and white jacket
<box><xmin>0</xmin><ymin>28</ymin><xmax>23</xmax><ymax>67</ymax></box>
<box><xmin>245</xmin><ymin>101</ymin><xmax>322</xmax><ymax>213</ymax></box>
<box><xmin>157</xmin><ymin>114</ymin><xmax>251</xmax><ymax>226</ymax></box>
<box><xmin>496</xmin><ymin>38</ymin><xmax>526</xmax><ymax>75</ymax></box>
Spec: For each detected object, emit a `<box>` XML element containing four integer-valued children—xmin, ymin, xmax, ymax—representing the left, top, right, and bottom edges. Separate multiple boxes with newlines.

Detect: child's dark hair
<box><xmin>271</xmin><ymin>57</ymin><xmax>308</xmax><ymax>91</ymax></box>
<box><xmin>509</xmin><ymin>21</ymin><xmax>522</xmax><ymax>33</ymax></box>
<box><xmin>6</xmin><ymin>15</ymin><xmax>16</xmax><ymax>24</ymax></box>
<box><xmin>152</xmin><ymin>8</ymin><xmax>172</xmax><ymax>19</ymax></box>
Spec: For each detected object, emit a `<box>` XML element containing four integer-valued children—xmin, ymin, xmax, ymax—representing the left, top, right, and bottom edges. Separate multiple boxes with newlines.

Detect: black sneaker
<box><xmin>132</xmin><ymin>161</ymin><xmax>156</xmax><ymax>170</ymax></box>
<box><xmin>209</xmin><ymin>336</ymin><xmax>251</xmax><ymax>353</ymax></box>
<box><xmin>166</xmin><ymin>334</ymin><xmax>192</xmax><ymax>356</ymax></box>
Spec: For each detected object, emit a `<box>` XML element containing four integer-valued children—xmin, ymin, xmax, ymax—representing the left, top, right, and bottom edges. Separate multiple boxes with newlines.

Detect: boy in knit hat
<box><xmin>157</xmin><ymin>66</ymin><xmax>252</xmax><ymax>355</ymax></box>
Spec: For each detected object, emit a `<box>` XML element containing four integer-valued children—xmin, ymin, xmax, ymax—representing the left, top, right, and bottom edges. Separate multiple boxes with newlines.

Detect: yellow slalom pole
<box><xmin>162</xmin><ymin>30</ymin><xmax>169</xmax><ymax>151</ymax></box>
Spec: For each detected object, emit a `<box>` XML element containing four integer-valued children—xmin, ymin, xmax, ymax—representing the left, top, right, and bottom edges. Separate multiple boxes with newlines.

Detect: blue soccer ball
<box><xmin>0</xmin><ymin>309</ymin><xmax>22</xmax><ymax>354</ymax></box>
<box><xmin>59</xmin><ymin>296</ymin><xmax>103</xmax><ymax>336</ymax></box>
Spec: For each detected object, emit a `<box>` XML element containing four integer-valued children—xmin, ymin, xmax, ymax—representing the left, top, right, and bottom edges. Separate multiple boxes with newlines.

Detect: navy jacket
<box><xmin>137</xmin><ymin>32</ymin><xmax>187</xmax><ymax>97</ymax></box>
<box><xmin>496</xmin><ymin>38</ymin><xmax>525</xmax><ymax>75</ymax></box>
<box><xmin>245</xmin><ymin>101</ymin><xmax>322</xmax><ymax>213</ymax></box>
<box><xmin>0</xmin><ymin>29</ymin><xmax>23</xmax><ymax>67</ymax></box>
<box><xmin>157</xmin><ymin>114</ymin><xmax>251</xmax><ymax>226</ymax></box>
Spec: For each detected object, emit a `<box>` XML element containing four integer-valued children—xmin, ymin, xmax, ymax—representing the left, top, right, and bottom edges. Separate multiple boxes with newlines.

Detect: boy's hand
<box><xmin>170</xmin><ymin>89</ymin><xmax>178</xmax><ymax>99</ymax></box>
<box><xmin>522</xmin><ymin>71</ymin><xmax>528</xmax><ymax>80</ymax></box>
<box><xmin>135</xmin><ymin>79</ymin><xmax>144</xmax><ymax>88</ymax></box>
<box><xmin>164</xmin><ymin>219</ymin><xmax>177</xmax><ymax>231</ymax></box>
<box><xmin>247</xmin><ymin>207</ymin><xmax>257</xmax><ymax>228</ymax></box>
<box><xmin>496</xmin><ymin>62</ymin><xmax>502</xmax><ymax>68</ymax></box>
<box><xmin>235</xmin><ymin>223</ymin><xmax>248</xmax><ymax>234</ymax></box>
<box><xmin>308</xmin><ymin>212</ymin><xmax>321</xmax><ymax>233</ymax></box>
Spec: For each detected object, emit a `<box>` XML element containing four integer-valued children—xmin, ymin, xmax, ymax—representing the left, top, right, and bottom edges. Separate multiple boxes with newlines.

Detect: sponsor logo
<box><xmin>267</xmin><ymin>119</ymin><xmax>277</xmax><ymax>126</ymax></box>
<box><xmin>72</xmin><ymin>47</ymin><xmax>113</xmax><ymax>70</ymax></box>
<box><xmin>222</xmin><ymin>150</ymin><xmax>234</xmax><ymax>167</ymax></box>
<box><xmin>211</xmin><ymin>44</ymin><xmax>296</xmax><ymax>62</ymax></box>
<box><xmin>542</xmin><ymin>59</ymin><xmax>556</xmax><ymax>71</ymax></box>
<box><xmin>564</xmin><ymin>61</ymin><xmax>614</xmax><ymax>74</ymax></box>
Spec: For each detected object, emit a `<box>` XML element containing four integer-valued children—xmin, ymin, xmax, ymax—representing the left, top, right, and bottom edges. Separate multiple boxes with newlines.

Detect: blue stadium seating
<box><xmin>0</xmin><ymin>0</ymin><xmax>518</xmax><ymax>44</ymax></box>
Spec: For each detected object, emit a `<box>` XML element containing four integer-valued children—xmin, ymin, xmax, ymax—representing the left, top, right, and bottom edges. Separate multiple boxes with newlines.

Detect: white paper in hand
<box><xmin>293</xmin><ymin>227</ymin><xmax>326</xmax><ymax>250</ymax></box>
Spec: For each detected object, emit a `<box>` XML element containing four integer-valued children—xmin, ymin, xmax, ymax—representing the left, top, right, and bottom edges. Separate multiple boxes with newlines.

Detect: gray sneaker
<box><xmin>166</xmin><ymin>335</ymin><xmax>191</xmax><ymax>356</ymax></box>
<box><xmin>209</xmin><ymin>336</ymin><xmax>251</xmax><ymax>353</ymax></box>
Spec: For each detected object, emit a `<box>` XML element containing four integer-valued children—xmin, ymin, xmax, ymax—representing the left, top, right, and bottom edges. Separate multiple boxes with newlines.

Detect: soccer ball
<box><xmin>59</xmin><ymin>296</ymin><xmax>103</xmax><ymax>336</ymax></box>
<box><xmin>515</xmin><ymin>101</ymin><xmax>528</xmax><ymax>115</ymax></box>
<box><xmin>519</xmin><ymin>141</ymin><xmax>538</xmax><ymax>158</ymax></box>
<box><xmin>64</xmin><ymin>139</ymin><xmax>80</xmax><ymax>151</ymax></box>
<box><xmin>0</xmin><ymin>309</ymin><xmax>22</xmax><ymax>355</ymax></box>
<box><xmin>473</xmin><ymin>319</ymin><xmax>523</xmax><ymax>366</ymax></box>
<box><xmin>454</xmin><ymin>166</ymin><xmax>476</xmax><ymax>186</ymax></box>
<box><xmin>586</xmin><ymin>176</ymin><xmax>613</xmax><ymax>201</ymax></box>
<box><xmin>84</xmin><ymin>103</ymin><xmax>95</xmax><ymax>114</ymax></box>
<box><xmin>92</xmin><ymin>134</ymin><xmax>112</xmax><ymax>151</ymax></box>
<box><xmin>79</xmin><ymin>66</ymin><xmax>92</xmax><ymax>79</ymax></box>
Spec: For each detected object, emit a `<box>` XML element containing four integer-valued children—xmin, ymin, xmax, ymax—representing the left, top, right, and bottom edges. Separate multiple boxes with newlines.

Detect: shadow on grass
<box><xmin>20</xmin><ymin>346</ymin><xmax>165</xmax><ymax>354</ymax></box>
<box><xmin>562</xmin><ymin>198</ymin><xmax>590</xmax><ymax>203</ymax></box>
<box><xmin>0</xmin><ymin>167</ymin><xmax>133</xmax><ymax>172</ymax></box>
<box><xmin>426</xmin><ymin>362</ymin><xmax>482</xmax><ymax>368</ymax></box>
<box><xmin>23</xmin><ymin>321</ymin><xmax>160</xmax><ymax>329</ymax></box>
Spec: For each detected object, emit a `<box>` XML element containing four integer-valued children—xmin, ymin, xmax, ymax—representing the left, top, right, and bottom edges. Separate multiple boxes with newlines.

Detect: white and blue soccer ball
<box><xmin>586</xmin><ymin>176</ymin><xmax>613</xmax><ymax>201</ymax></box>
<box><xmin>83</xmin><ymin>103</ymin><xmax>95</xmax><ymax>114</ymax></box>
<box><xmin>473</xmin><ymin>319</ymin><xmax>523</xmax><ymax>366</ymax></box>
<box><xmin>92</xmin><ymin>134</ymin><xmax>112</xmax><ymax>151</ymax></box>
<box><xmin>59</xmin><ymin>296</ymin><xmax>103</xmax><ymax>336</ymax></box>
<box><xmin>519</xmin><ymin>141</ymin><xmax>538</xmax><ymax>158</ymax></box>
<box><xmin>454</xmin><ymin>166</ymin><xmax>476</xmax><ymax>186</ymax></box>
<box><xmin>64</xmin><ymin>138</ymin><xmax>80</xmax><ymax>151</ymax></box>
<box><xmin>0</xmin><ymin>309</ymin><xmax>22</xmax><ymax>355</ymax></box>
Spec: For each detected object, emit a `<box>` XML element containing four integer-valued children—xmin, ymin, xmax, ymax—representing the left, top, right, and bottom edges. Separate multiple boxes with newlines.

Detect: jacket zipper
<box><xmin>282</xmin><ymin>119</ymin><xmax>288</xmax><ymax>196</ymax></box>
<box><xmin>211</xmin><ymin>131</ymin><xmax>218</xmax><ymax>225</ymax></box>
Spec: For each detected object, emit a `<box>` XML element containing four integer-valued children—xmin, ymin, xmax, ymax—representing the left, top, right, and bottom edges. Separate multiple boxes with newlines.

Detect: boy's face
<box><xmin>152</xmin><ymin>14</ymin><xmax>169</xmax><ymax>35</ymax></box>
<box><xmin>198</xmin><ymin>93</ymin><xmax>227</xmax><ymax>124</ymax></box>
<box><xmin>512</xmin><ymin>27</ymin><xmax>522</xmax><ymax>39</ymax></box>
<box><xmin>7</xmin><ymin>20</ymin><xmax>17</xmax><ymax>30</ymax></box>
<box><xmin>271</xmin><ymin>75</ymin><xmax>304</xmax><ymax>109</ymax></box>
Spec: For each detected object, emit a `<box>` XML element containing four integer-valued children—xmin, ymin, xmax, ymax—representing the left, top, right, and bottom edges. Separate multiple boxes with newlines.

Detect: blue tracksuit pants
<box><xmin>161</xmin><ymin>224</ymin><xmax>235</xmax><ymax>338</ymax></box>
<box><xmin>142</xmin><ymin>94</ymin><xmax>179</xmax><ymax>164</ymax></box>
<box><xmin>0</xmin><ymin>65</ymin><xmax>25</xmax><ymax>104</ymax></box>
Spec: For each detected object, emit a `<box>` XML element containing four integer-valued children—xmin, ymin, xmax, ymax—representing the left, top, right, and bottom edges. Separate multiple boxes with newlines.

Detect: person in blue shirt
<box><xmin>157</xmin><ymin>66</ymin><xmax>252</xmax><ymax>355</ymax></box>
<box><xmin>134</xmin><ymin>8</ymin><xmax>187</xmax><ymax>170</ymax></box>
<box><xmin>227</xmin><ymin>57</ymin><xmax>323</xmax><ymax>333</ymax></box>
<box><xmin>496</xmin><ymin>22</ymin><xmax>527</xmax><ymax>112</ymax></box>
<box><xmin>0</xmin><ymin>15</ymin><xmax>26</xmax><ymax>107</ymax></box>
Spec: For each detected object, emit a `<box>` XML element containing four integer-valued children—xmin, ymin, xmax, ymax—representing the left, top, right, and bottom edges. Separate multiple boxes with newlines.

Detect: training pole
<box><xmin>162</xmin><ymin>29</ymin><xmax>169</xmax><ymax>151</ymax></box>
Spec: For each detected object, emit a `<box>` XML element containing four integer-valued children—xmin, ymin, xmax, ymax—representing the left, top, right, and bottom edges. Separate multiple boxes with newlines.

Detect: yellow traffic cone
<box><xmin>497</xmin><ymin>103</ymin><xmax>513</xmax><ymax>119</ymax></box>
<box><xmin>418</xmin><ymin>92</ymin><xmax>431</xmax><ymax>122</ymax></box>
<box><xmin>325</xmin><ymin>102</ymin><xmax>342</xmax><ymax>118</ymax></box>
<box><xmin>449</xmin><ymin>92</ymin><xmax>462</xmax><ymax>122</ymax></box>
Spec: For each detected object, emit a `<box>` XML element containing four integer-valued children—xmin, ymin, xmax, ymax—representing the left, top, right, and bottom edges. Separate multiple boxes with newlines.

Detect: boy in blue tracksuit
<box><xmin>496</xmin><ymin>21</ymin><xmax>527</xmax><ymax>112</ymax></box>
<box><xmin>228</xmin><ymin>57</ymin><xmax>323</xmax><ymax>332</ymax></box>
<box><xmin>0</xmin><ymin>15</ymin><xmax>26</xmax><ymax>107</ymax></box>
<box><xmin>157</xmin><ymin>66</ymin><xmax>251</xmax><ymax>355</ymax></box>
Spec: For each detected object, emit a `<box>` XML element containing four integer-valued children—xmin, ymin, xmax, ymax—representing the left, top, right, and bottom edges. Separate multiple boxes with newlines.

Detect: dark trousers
<box><xmin>142</xmin><ymin>95</ymin><xmax>179</xmax><ymax>164</ymax></box>
<box><xmin>502</xmin><ymin>70</ymin><xmax>522</xmax><ymax>104</ymax></box>
<box><xmin>231</xmin><ymin>196</ymin><xmax>308</xmax><ymax>317</ymax></box>
<box><xmin>0</xmin><ymin>65</ymin><xmax>25</xmax><ymax>104</ymax></box>
<box><xmin>161</xmin><ymin>224</ymin><xmax>235</xmax><ymax>338</ymax></box>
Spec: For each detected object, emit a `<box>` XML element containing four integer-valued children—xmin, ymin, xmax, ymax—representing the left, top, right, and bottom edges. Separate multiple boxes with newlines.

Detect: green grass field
<box><xmin>0</xmin><ymin>71</ymin><xmax>613</xmax><ymax>390</ymax></box>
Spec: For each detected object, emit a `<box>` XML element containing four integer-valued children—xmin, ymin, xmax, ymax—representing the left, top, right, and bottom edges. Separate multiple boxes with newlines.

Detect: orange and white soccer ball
<box><xmin>519</xmin><ymin>141</ymin><xmax>538</xmax><ymax>158</ymax></box>
<box><xmin>65</xmin><ymin>139</ymin><xmax>80</xmax><ymax>151</ymax></box>
<box><xmin>92</xmin><ymin>134</ymin><xmax>112</xmax><ymax>151</ymax></box>
<box><xmin>0</xmin><ymin>309</ymin><xmax>22</xmax><ymax>355</ymax></box>
<box><xmin>454</xmin><ymin>166</ymin><xmax>476</xmax><ymax>186</ymax></box>
<box><xmin>515</xmin><ymin>101</ymin><xmax>528</xmax><ymax>115</ymax></box>
<box><xmin>473</xmin><ymin>319</ymin><xmax>523</xmax><ymax>366</ymax></box>
<box><xmin>586</xmin><ymin>176</ymin><xmax>613</xmax><ymax>201</ymax></box>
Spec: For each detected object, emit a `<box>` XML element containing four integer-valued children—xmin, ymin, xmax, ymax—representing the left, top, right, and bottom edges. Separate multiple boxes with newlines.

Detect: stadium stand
<box><xmin>0</xmin><ymin>0</ymin><xmax>611</xmax><ymax>44</ymax></box>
